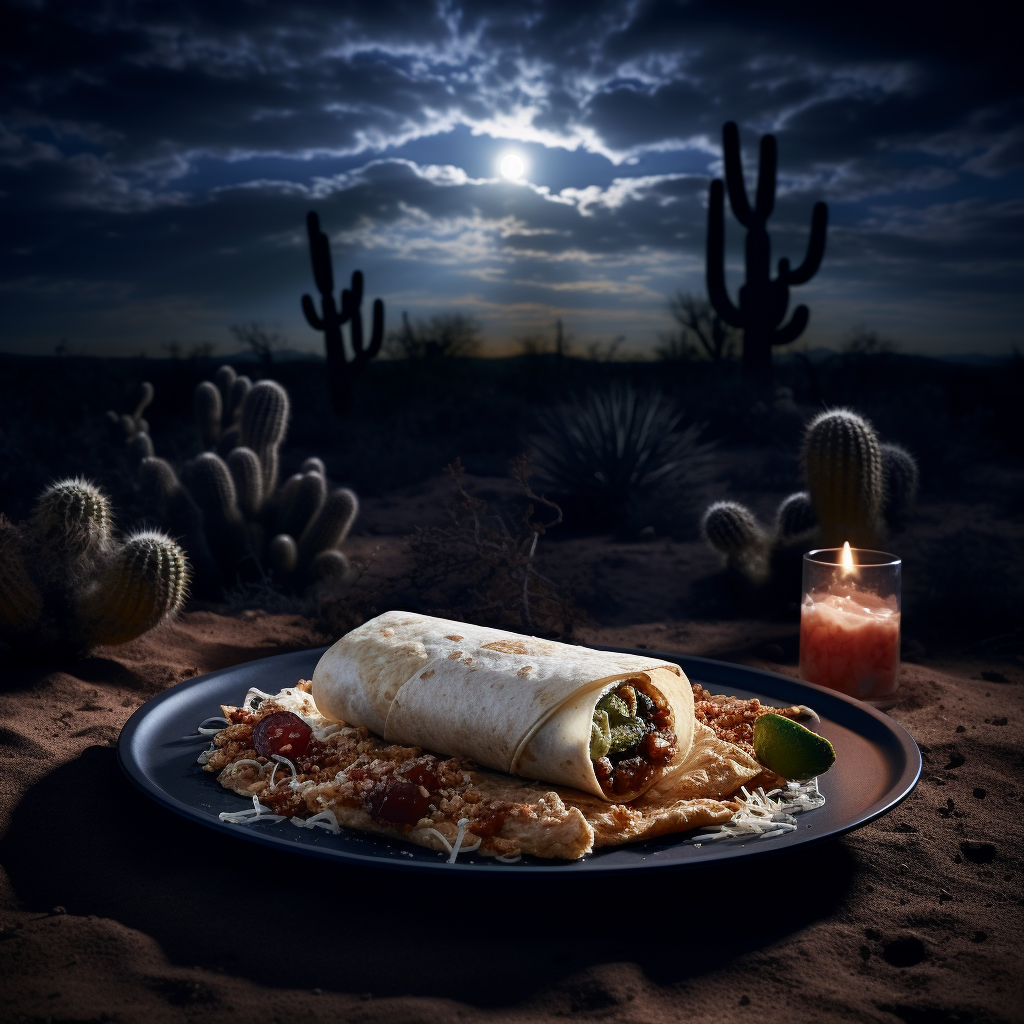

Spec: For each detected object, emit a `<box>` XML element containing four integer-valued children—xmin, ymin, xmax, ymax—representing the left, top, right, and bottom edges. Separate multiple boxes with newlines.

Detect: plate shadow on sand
<box><xmin>2</xmin><ymin>744</ymin><xmax>857</xmax><ymax>1005</ymax></box>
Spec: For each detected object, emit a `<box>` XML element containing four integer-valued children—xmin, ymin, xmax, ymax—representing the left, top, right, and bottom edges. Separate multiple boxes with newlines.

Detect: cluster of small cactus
<box><xmin>116</xmin><ymin>367</ymin><xmax>358</xmax><ymax>597</ymax></box>
<box><xmin>0</xmin><ymin>479</ymin><xmax>188</xmax><ymax>657</ymax></box>
<box><xmin>702</xmin><ymin>409</ymin><xmax>918</xmax><ymax>584</ymax></box>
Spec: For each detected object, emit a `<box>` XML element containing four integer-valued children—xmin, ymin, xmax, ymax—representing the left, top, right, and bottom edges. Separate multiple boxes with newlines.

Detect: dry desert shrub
<box><xmin>403</xmin><ymin>457</ymin><xmax>586</xmax><ymax>638</ymax></box>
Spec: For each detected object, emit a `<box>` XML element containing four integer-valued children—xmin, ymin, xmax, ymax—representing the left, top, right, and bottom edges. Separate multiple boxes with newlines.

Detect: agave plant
<box><xmin>531</xmin><ymin>383</ymin><xmax>711</xmax><ymax>527</ymax></box>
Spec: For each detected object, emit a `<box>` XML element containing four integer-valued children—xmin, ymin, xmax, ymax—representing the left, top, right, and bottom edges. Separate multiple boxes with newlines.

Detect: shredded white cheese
<box><xmin>690</xmin><ymin>779</ymin><xmax>825</xmax><ymax>843</ymax></box>
<box><xmin>218</xmin><ymin>794</ymin><xmax>287</xmax><ymax>824</ymax></box>
<box><xmin>419</xmin><ymin>827</ymin><xmax>455</xmax><ymax>854</ymax></box>
<box><xmin>417</xmin><ymin>818</ymin><xmax>482</xmax><ymax>863</ymax></box>
<box><xmin>270</xmin><ymin>754</ymin><xmax>299</xmax><ymax>789</ymax></box>
<box><xmin>448</xmin><ymin>818</ymin><xmax>470</xmax><ymax>863</ymax></box>
<box><xmin>768</xmin><ymin>778</ymin><xmax>826</xmax><ymax>813</ymax></box>
<box><xmin>290</xmin><ymin>809</ymin><xmax>342</xmax><ymax>834</ymax></box>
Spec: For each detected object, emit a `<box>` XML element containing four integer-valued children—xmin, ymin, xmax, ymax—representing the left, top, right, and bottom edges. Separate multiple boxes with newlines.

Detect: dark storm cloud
<box><xmin>1</xmin><ymin>0</ymin><xmax>1021</xmax><ymax>355</ymax></box>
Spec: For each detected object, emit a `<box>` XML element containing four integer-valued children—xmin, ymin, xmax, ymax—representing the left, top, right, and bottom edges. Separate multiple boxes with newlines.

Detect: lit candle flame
<box><xmin>840</xmin><ymin>541</ymin><xmax>855</xmax><ymax>576</ymax></box>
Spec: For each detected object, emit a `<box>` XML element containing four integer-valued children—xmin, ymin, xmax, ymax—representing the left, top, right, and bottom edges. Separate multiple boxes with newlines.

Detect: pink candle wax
<box><xmin>799</xmin><ymin>584</ymin><xmax>900</xmax><ymax>702</ymax></box>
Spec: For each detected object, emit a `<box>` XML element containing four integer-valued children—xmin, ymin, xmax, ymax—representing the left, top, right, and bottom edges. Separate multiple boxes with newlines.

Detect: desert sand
<box><xmin>1</xmin><ymin>600</ymin><xmax>1020</xmax><ymax>1024</ymax></box>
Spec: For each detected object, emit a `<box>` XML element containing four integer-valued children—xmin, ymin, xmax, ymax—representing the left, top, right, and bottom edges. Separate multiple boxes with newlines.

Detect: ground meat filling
<box><xmin>590</xmin><ymin>679</ymin><xmax>677</xmax><ymax>797</ymax></box>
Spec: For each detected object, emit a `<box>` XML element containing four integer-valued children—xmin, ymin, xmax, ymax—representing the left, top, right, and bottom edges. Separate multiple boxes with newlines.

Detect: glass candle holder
<box><xmin>799</xmin><ymin>547</ymin><xmax>902</xmax><ymax>709</ymax></box>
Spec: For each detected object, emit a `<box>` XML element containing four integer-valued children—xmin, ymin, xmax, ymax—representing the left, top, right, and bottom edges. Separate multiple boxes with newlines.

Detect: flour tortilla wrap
<box><xmin>311</xmin><ymin>611</ymin><xmax>695</xmax><ymax>801</ymax></box>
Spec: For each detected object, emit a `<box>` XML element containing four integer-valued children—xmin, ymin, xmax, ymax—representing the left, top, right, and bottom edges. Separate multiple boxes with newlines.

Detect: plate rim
<box><xmin>117</xmin><ymin>645</ymin><xmax>922</xmax><ymax>874</ymax></box>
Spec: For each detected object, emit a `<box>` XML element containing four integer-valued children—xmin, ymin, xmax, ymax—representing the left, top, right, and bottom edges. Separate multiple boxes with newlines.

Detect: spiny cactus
<box><xmin>701</xmin><ymin>501</ymin><xmax>769</xmax><ymax>582</ymax></box>
<box><xmin>706</xmin><ymin>121</ymin><xmax>828</xmax><ymax>384</ymax></box>
<box><xmin>296</xmin><ymin>486</ymin><xmax>358</xmax><ymax>566</ymax></box>
<box><xmin>301</xmin><ymin>210</ymin><xmax>384</xmax><ymax>416</ymax></box>
<box><xmin>122</xmin><ymin>369</ymin><xmax>358</xmax><ymax>597</ymax></box>
<box><xmin>702</xmin><ymin>501</ymin><xmax>764</xmax><ymax>555</ymax></box>
<box><xmin>78</xmin><ymin>531</ymin><xmax>189</xmax><ymax>646</ymax></box>
<box><xmin>801</xmin><ymin>409</ymin><xmax>883</xmax><ymax>549</ymax></box>
<box><xmin>775</xmin><ymin>491</ymin><xmax>815</xmax><ymax>540</ymax></box>
<box><xmin>239</xmin><ymin>380</ymin><xmax>288</xmax><ymax>499</ymax></box>
<box><xmin>0</xmin><ymin>481</ymin><xmax>188</xmax><ymax>658</ymax></box>
<box><xmin>880</xmin><ymin>443</ymin><xmax>919</xmax><ymax>526</ymax></box>
<box><xmin>28</xmin><ymin>478</ymin><xmax>114</xmax><ymax>585</ymax></box>
<box><xmin>701</xmin><ymin>408</ymin><xmax>917</xmax><ymax>590</ymax></box>
<box><xmin>194</xmin><ymin>381</ymin><xmax>222</xmax><ymax>451</ymax></box>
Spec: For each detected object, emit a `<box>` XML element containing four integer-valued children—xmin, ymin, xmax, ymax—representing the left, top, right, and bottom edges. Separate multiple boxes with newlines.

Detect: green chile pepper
<box><xmin>590</xmin><ymin>709</ymin><xmax>612</xmax><ymax>759</ymax></box>
<box><xmin>596</xmin><ymin>692</ymin><xmax>631</xmax><ymax>724</ymax></box>
<box><xmin>609</xmin><ymin>717</ymin><xmax>647</xmax><ymax>753</ymax></box>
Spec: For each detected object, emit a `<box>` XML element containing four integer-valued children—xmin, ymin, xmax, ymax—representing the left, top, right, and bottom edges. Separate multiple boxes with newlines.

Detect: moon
<box><xmin>500</xmin><ymin>153</ymin><xmax>525</xmax><ymax>180</ymax></box>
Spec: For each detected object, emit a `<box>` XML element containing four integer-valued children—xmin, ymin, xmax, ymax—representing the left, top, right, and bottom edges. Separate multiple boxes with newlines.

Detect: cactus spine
<box><xmin>0</xmin><ymin>482</ymin><xmax>189</xmax><ymax>657</ymax></box>
<box><xmin>301</xmin><ymin>210</ymin><xmax>384</xmax><ymax>415</ymax></box>
<box><xmin>706</xmin><ymin>121</ymin><xmax>828</xmax><ymax>384</ymax></box>
<box><xmin>801</xmin><ymin>409</ymin><xmax>883</xmax><ymax>548</ymax></box>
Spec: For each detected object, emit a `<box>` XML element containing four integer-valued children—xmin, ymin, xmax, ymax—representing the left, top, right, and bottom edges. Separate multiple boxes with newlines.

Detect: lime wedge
<box><xmin>753</xmin><ymin>713</ymin><xmax>836</xmax><ymax>780</ymax></box>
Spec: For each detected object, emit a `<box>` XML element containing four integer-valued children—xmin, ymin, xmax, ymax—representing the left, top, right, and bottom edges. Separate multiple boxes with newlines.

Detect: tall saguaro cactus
<box><xmin>301</xmin><ymin>211</ymin><xmax>385</xmax><ymax>415</ymax></box>
<box><xmin>706</xmin><ymin>121</ymin><xmax>828</xmax><ymax>384</ymax></box>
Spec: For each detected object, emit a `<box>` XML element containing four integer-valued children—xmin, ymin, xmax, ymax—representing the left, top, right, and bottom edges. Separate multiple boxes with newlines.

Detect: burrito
<box><xmin>311</xmin><ymin>610</ymin><xmax>696</xmax><ymax>802</ymax></box>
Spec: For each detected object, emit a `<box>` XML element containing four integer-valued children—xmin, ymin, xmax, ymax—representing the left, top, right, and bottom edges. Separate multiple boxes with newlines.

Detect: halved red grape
<box><xmin>252</xmin><ymin>711</ymin><xmax>313</xmax><ymax>759</ymax></box>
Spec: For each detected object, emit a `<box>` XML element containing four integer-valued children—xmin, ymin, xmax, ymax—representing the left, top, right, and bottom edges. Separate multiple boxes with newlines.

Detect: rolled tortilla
<box><xmin>311</xmin><ymin>610</ymin><xmax>695</xmax><ymax>801</ymax></box>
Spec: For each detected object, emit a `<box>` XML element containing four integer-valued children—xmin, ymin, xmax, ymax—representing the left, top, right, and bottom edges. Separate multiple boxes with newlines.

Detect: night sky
<box><xmin>2</xmin><ymin>1</ymin><xmax>1021</xmax><ymax>359</ymax></box>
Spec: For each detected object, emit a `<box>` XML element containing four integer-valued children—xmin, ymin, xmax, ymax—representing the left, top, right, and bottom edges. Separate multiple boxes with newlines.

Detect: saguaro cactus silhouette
<box><xmin>706</xmin><ymin>121</ymin><xmax>828</xmax><ymax>384</ymax></box>
<box><xmin>301</xmin><ymin>211</ymin><xmax>384</xmax><ymax>414</ymax></box>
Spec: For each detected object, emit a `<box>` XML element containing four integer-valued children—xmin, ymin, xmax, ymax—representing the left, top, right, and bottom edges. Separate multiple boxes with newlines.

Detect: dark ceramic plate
<box><xmin>117</xmin><ymin>646</ymin><xmax>921</xmax><ymax>874</ymax></box>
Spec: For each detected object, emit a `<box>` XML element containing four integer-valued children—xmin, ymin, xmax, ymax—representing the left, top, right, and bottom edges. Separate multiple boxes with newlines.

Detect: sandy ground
<box><xmin>1</xmin><ymin>602</ymin><xmax>1021</xmax><ymax>1024</ymax></box>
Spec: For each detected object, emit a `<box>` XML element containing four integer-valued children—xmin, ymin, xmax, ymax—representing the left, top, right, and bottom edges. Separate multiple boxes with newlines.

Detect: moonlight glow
<box><xmin>500</xmin><ymin>153</ymin><xmax>525</xmax><ymax>180</ymax></box>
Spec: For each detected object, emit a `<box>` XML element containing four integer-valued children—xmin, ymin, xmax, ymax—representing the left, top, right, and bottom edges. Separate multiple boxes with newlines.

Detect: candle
<box><xmin>799</xmin><ymin>543</ymin><xmax>902</xmax><ymax>708</ymax></box>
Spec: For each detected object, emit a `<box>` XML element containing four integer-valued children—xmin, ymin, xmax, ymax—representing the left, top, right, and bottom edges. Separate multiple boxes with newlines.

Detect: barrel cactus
<box><xmin>701</xmin><ymin>501</ymin><xmax>769</xmax><ymax>582</ymax></box>
<box><xmin>879</xmin><ymin>442</ymin><xmax>919</xmax><ymax>527</ymax></box>
<box><xmin>701</xmin><ymin>409</ymin><xmax>917</xmax><ymax>588</ymax></box>
<box><xmin>122</xmin><ymin>369</ymin><xmax>358</xmax><ymax>597</ymax></box>
<box><xmin>801</xmin><ymin>408</ymin><xmax>883</xmax><ymax>549</ymax></box>
<box><xmin>0</xmin><ymin>479</ymin><xmax>188</xmax><ymax>658</ymax></box>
